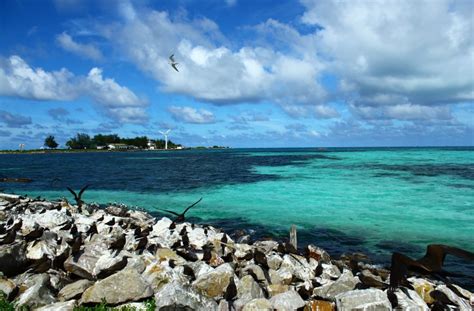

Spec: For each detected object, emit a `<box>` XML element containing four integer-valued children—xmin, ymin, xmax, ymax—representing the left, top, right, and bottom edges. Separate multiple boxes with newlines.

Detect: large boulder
<box><xmin>81</xmin><ymin>268</ymin><xmax>153</xmax><ymax>305</ymax></box>
<box><xmin>35</xmin><ymin>300</ymin><xmax>76</xmax><ymax>311</ymax></box>
<box><xmin>0</xmin><ymin>241</ymin><xmax>29</xmax><ymax>276</ymax></box>
<box><xmin>242</xmin><ymin>298</ymin><xmax>273</xmax><ymax>311</ymax></box>
<box><xmin>63</xmin><ymin>236</ymin><xmax>109</xmax><ymax>280</ymax></box>
<box><xmin>58</xmin><ymin>280</ymin><xmax>93</xmax><ymax>301</ymax></box>
<box><xmin>335</xmin><ymin>288</ymin><xmax>392</xmax><ymax>310</ymax></box>
<box><xmin>142</xmin><ymin>262</ymin><xmax>187</xmax><ymax>292</ymax></box>
<box><xmin>313</xmin><ymin>269</ymin><xmax>359</xmax><ymax>300</ymax></box>
<box><xmin>16</xmin><ymin>274</ymin><xmax>56</xmax><ymax>309</ymax></box>
<box><xmin>154</xmin><ymin>281</ymin><xmax>218</xmax><ymax>310</ymax></box>
<box><xmin>193</xmin><ymin>263</ymin><xmax>234</xmax><ymax>298</ymax></box>
<box><xmin>0</xmin><ymin>278</ymin><xmax>17</xmax><ymax>299</ymax></box>
<box><xmin>280</xmin><ymin>254</ymin><xmax>315</xmax><ymax>282</ymax></box>
<box><xmin>390</xmin><ymin>288</ymin><xmax>429</xmax><ymax>310</ymax></box>
<box><xmin>269</xmin><ymin>290</ymin><xmax>305</xmax><ymax>310</ymax></box>
<box><xmin>237</xmin><ymin>275</ymin><xmax>265</xmax><ymax>300</ymax></box>
<box><xmin>435</xmin><ymin>285</ymin><xmax>472</xmax><ymax>310</ymax></box>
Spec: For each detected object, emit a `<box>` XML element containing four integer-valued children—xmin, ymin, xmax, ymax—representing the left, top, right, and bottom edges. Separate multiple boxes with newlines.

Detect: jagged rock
<box><xmin>47</xmin><ymin>270</ymin><xmax>70</xmax><ymax>292</ymax></box>
<box><xmin>81</xmin><ymin>268</ymin><xmax>153</xmax><ymax>304</ymax></box>
<box><xmin>58</xmin><ymin>280</ymin><xmax>93</xmax><ymax>301</ymax></box>
<box><xmin>306</xmin><ymin>244</ymin><xmax>331</xmax><ymax>263</ymax></box>
<box><xmin>0</xmin><ymin>278</ymin><xmax>17</xmax><ymax>299</ymax></box>
<box><xmin>234</xmin><ymin>243</ymin><xmax>253</xmax><ymax>259</ymax></box>
<box><xmin>269</xmin><ymin>268</ymin><xmax>292</xmax><ymax>285</ymax></box>
<box><xmin>63</xmin><ymin>235</ymin><xmax>109</xmax><ymax>279</ymax></box>
<box><xmin>269</xmin><ymin>290</ymin><xmax>305</xmax><ymax>310</ymax></box>
<box><xmin>358</xmin><ymin>269</ymin><xmax>385</xmax><ymax>288</ymax></box>
<box><xmin>267</xmin><ymin>254</ymin><xmax>283</xmax><ymax>270</ymax></box>
<box><xmin>409</xmin><ymin>278</ymin><xmax>435</xmax><ymax>304</ymax></box>
<box><xmin>93</xmin><ymin>252</ymin><xmax>129</xmax><ymax>278</ymax></box>
<box><xmin>242</xmin><ymin>264</ymin><xmax>267</xmax><ymax>283</ymax></box>
<box><xmin>26</xmin><ymin>240</ymin><xmax>56</xmax><ymax>261</ymax></box>
<box><xmin>253</xmin><ymin>241</ymin><xmax>279</xmax><ymax>254</ymax></box>
<box><xmin>320</xmin><ymin>264</ymin><xmax>341</xmax><ymax>282</ymax></box>
<box><xmin>105</xmin><ymin>205</ymin><xmax>129</xmax><ymax>217</ymax></box>
<box><xmin>193</xmin><ymin>263</ymin><xmax>234</xmax><ymax>298</ymax></box>
<box><xmin>237</xmin><ymin>275</ymin><xmax>264</xmax><ymax>300</ymax></box>
<box><xmin>0</xmin><ymin>241</ymin><xmax>29</xmax><ymax>276</ymax></box>
<box><xmin>218</xmin><ymin>300</ymin><xmax>231</xmax><ymax>311</ymax></box>
<box><xmin>152</xmin><ymin>217</ymin><xmax>173</xmax><ymax>236</ymax></box>
<box><xmin>390</xmin><ymin>288</ymin><xmax>429</xmax><ymax>310</ymax></box>
<box><xmin>280</xmin><ymin>254</ymin><xmax>314</xmax><ymax>281</ymax></box>
<box><xmin>313</xmin><ymin>269</ymin><xmax>359</xmax><ymax>300</ymax></box>
<box><xmin>242</xmin><ymin>298</ymin><xmax>273</xmax><ymax>310</ymax></box>
<box><xmin>16</xmin><ymin>274</ymin><xmax>56</xmax><ymax>309</ymax></box>
<box><xmin>189</xmin><ymin>261</ymin><xmax>214</xmax><ymax>278</ymax></box>
<box><xmin>304</xmin><ymin>300</ymin><xmax>335</xmax><ymax>311</ymax></box>
<box><xmin>142</xmin><ymin>262</ymin><xmax>187</xmax><ymax>292</ymax></box>
<box><xmin>125</xmin><ymin>255</ymin><xmax>146</xmax><ymax>273</ymax></box>
<box><xmin>267</xmin><ymin>284</ymin><xmax>290</xmax><ymax>297</ymax></box>
<box><xmin>187</xmin><ymin>227</ymin><xmax>209</xmax><ymax>248</ymax></box>
<box><xmin>435</xmin><ymin>284</ymin><xmax>472</xmax><ymax>310</ymax></box>
<box><xmin>35</xmin><ymin>300</ymin><xmax>76</xmax><ymax>311</ymax></box>
<box><xmin>155</xmin><ymin>281</ymin><xmax>218</xmax><ymax>310</ymax></box>
<box><xmin>156</xmin><ymin>248</ymin><xmax>187</xmax><ymax>265</ymax></box>
<box><xmin>335</xmin><ymin>288</ymin><xmax>392</xmax><ymax>310</ymax></box>
<box><xmin>22</xmin><ymin>210</ymin><xmax>71</xmax><ymax>230</ymax></box>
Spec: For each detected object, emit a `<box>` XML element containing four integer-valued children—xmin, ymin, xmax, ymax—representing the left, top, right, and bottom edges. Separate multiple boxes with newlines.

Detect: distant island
<box><xmin>0</xmin><ymin>133</ymin><xmax>230</xmax><ymax>153</ymax></box>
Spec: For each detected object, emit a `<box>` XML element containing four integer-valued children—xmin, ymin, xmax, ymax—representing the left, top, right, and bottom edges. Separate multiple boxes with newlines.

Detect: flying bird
<box><xmin>159</xmin><ymin>197</ymin><xmax>203</xmax><ymax>223</ymax></box>
<box><xmin>66</xmin><ymin>184</ymin><xmax>90</xmax><ymax>208</ymax></box>
<box><xmin>169</xmin><ymin>54</ymin><xmax>179</xmax><ymax>72</ymax></box>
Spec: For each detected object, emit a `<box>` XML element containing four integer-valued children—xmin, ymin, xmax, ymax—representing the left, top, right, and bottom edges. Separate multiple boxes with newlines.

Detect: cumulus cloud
<box><xmin>301</xmin><ymin>0</ymin><xmax>474</xmax><ymax>120</ymax></box>
<box><xmin>168</xmin><ymin>106</ymin><xmax>216</xmax><ymax>124</ymax></box>
<box><xmin>0</xmin><ymin>110</ymin><xmax>32</xmax><ymax>128</ymax></box>
<box><xmin>102</xmin><ymin>3</ymin><xmax>326</xmax><ymax>115</ymax></box>
<box><xmin>0</xmin><ymin>55</ymin><xmax>147</xmax><ymax>124</ymax></box>
<box><xmin>85</xmin><ymin>68</ymin><xmax>147</xmax><ymax>123</ymax></box>
<box><xmin>56</xmin><ymin>32</ymin><xmax>103</xmax><ymax>61</ymax></box>
<box><xmin>0</xmin><ymin>55</ymin><xmax>77</xmax><ymax>100</ymax></box>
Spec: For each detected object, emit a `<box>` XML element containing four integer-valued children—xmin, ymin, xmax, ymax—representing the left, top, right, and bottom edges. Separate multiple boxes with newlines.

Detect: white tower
<box><xmin>159</xmin><ymin>129</ymin><xmax>171</xmax><ymax>150</ymax></box>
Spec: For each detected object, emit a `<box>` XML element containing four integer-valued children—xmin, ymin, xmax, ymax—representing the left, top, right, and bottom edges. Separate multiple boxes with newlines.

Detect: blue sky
<box><xmin>0</xmin><ymin>0</ymin><xmax>473</xmax><ymax>149</ymax></box>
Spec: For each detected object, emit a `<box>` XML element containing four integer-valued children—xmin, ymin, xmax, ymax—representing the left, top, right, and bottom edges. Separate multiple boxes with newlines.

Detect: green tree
<box><xmin>44</xmin><ymin>135</ymin><xmax>59</xmax><ymax>149</ymax></box>
<box><xmin>93</xmin><ymin>134</ymin><xmax>121</xmax><ymax>146</ymax></box>
<box><xmin>66</xmin><ymin>133</ymin><xmax>93</xmax><ymax>149</ymax></box>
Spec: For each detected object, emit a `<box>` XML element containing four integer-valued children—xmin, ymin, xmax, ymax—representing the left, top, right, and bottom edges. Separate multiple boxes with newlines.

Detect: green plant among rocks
<box><xmin>73</xmin><ymin>298</ymin><xmax>156</xmax><ymax>311</ymax></box>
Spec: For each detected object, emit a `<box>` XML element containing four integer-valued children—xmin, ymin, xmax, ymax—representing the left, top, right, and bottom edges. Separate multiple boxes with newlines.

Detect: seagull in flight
<box><xmin>169</xmin><ymin>54</ymin><xmax>179</xmax><ymax>72</ymax></box>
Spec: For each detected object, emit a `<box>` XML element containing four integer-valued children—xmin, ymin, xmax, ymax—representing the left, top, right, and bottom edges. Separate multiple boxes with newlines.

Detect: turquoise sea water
<box><xmin>1</xmin><ymin>147</ymin><xmax>473</xmax><ymax>285</ymax></box>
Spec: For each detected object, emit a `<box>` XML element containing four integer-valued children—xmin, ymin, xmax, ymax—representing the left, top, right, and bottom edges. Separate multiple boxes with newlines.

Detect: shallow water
<box><xmin>1</xmin><ymin>147</ymin><xmax>473</xmax><ymax>288</ymax></box>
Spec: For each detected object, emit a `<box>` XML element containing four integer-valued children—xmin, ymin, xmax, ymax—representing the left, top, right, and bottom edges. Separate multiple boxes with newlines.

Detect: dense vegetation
<box><xmin>65</xmin><ymin>133</ymin><xmax>181</xmax><ymax>150</ymax></box>
<box><xmin>44</xmin><ymin>135</ymin><xmax>59</xmax><ymax>149</ymax></box>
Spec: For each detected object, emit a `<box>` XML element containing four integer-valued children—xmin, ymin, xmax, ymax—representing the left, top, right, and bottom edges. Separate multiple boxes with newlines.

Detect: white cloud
<box><xmin>0</xmin><ymin>55</ymin><xmax>146</xmax><ymax>123</ymax></box>
<box><xmin>57</xmin><ymin>32</ymin><xmax>103</xmax><ymax>61</ymax></box>
<box><xmin>301</xmin><ymin>0</ymin><xmax>474</xmax><ymax>120</ymax></box>
<box><xmin>85</xmin><ymin>68</ymin><xmax>147</xmax><ymax>123</ymax></box>
<box><xmin>102</xmin><ymin>3</ymin><xmax>326</xmax><ymax>114</ymax></box>
<box><xmin>0</xmin><ymin>55</ymin><xmax>77</xmax><ymax>100</ymax></box>
<box><xmin>168</xmin><ymin>106</ymin><xmax>216</xmax><ymax>124</ymax></box>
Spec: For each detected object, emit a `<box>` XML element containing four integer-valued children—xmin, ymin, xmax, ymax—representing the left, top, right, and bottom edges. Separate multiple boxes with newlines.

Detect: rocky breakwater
<box><xmin>0</xmin><ymin>192</ymin><xmax>473</xmax><ymax>310</ymax></box>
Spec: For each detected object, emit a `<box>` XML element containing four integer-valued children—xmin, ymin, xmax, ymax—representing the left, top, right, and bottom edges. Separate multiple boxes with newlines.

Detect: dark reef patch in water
<box><xmin>0</xmin><ymin>150</ymin><xmax>339</xmax><ymax>193</ymax></box>
<box><xmin>370</xmin><ymin>164</ymin><xmax>474</xmax><ymax>180</ymax></box>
